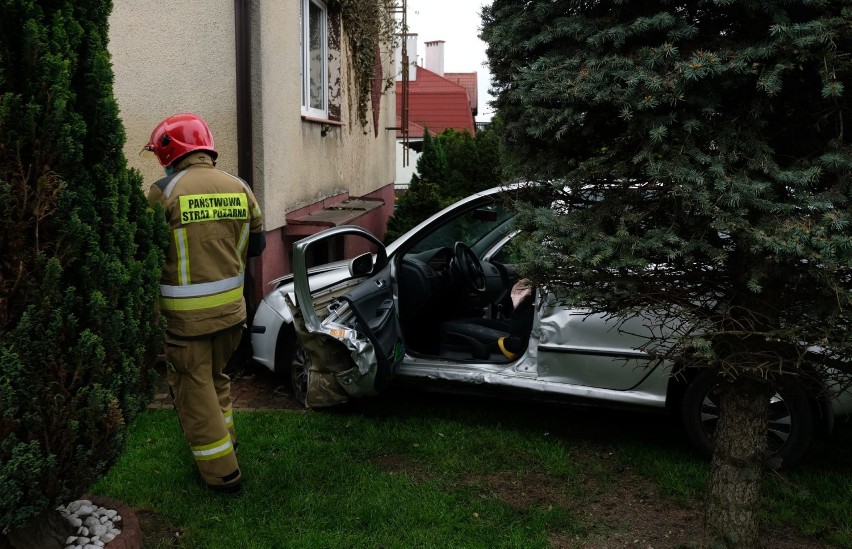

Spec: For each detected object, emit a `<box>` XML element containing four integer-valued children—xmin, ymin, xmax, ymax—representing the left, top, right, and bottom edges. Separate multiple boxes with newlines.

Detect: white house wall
<box><xmin>109</xmin><ymin>1</ymin><xmax>397</xmax><ymax>296</ymax></box>
<box><xmin>253</xmin><ymin>1</ymin><xmax>397</xmax><ymax>231</ymax></box>
<box><xmin>110</xmin><ymin>1</ymin><xmax>395</xmax><ymax>233</ymax></box>
<box><xmin>395</xmin><ymin>140</ymin><xmax>421</xmax><ymax>187</ymax></box>
<box><xmin>109</xmin><ymin>0</ymin><xmax>238</xmax><ymax>187</ymax></box>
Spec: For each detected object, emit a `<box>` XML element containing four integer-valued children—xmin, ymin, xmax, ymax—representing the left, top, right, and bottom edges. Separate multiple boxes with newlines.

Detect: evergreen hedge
<box><xmin>0</xmin><ymin>0</ymin><xmax>166</xmax><ymax>533</ymax></box>
<box><xmin>386</xmin><ymin>125</ymin><xmax>506</xmax><ymax>243</ymax></box>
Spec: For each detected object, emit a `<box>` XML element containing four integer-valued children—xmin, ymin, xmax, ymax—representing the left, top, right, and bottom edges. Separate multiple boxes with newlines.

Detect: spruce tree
<box><xmin>0</xmin><ymin>0</ymin><xmax>166</xmax><ymax>543</ymax></box>
<box><xmin>482</xmin><ymin>1</ymin><xmax>852</xmax><ymax>546</ymax></box>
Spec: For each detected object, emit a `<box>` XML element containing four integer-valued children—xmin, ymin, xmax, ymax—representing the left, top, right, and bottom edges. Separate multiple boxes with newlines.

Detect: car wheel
<box><xmin>681</xmin><ymin>368</ymin><xmax>813</xmax><ymax>467</ymax></box>
<box><xmin>290</xmin><ymin>339</ymin><xmax>310</xmax><ymax>407</ymax></box>
<box><xmin>273</xmin><ymin>325</ymin><xmax>297</xmax><ymax>379</ymax></box>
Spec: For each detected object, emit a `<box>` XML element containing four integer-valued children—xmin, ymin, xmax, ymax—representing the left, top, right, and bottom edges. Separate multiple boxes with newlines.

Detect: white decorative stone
<box><xmin>61</xmin><ymin>498</ymin><xmax>124</xmax><ymax>547</ymax></box>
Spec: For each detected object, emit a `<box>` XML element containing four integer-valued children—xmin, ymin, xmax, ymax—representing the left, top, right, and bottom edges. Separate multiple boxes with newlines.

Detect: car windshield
<box><xmin>405</xmin><ymin>200</ymin><xmax>515</xmax><ymax>255</ymax></box>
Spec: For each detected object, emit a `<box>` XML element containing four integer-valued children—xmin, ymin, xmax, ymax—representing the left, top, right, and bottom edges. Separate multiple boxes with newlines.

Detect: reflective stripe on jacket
<box><xmin>147</xmin><ymin>153</ymin><xmax>264</xmax><ymax>337</ymax></box>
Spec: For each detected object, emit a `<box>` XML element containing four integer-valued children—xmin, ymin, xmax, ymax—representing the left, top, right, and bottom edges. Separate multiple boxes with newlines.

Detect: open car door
<box><xmin>289</xmin><ymin>225</ymin><xmax>404</xmax><ymax>407</ymax></box>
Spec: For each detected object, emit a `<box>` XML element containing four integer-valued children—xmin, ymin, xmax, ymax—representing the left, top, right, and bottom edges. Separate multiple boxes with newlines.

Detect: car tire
<box><xmin>274</xmin><ymin>325</ymin><xmax>309</xmax><ymax>407</ymax></box>
<box><xmin>273</xmin><ymin>322</ymin><xmax>300</xmax><ymax>377</ymax></box>
<box><xmin>681</xmin><ymin>368</ymin><xmax>814</xmax><ymax>468</ymax></box>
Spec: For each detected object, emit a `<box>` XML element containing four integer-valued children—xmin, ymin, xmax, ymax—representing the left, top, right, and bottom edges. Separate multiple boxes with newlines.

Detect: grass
<box><xmin>94</xmin><ymin>390</ymin><xmax>852</xmax><ymax>548</ymax></box>
<box><xmin>618</xmin><ymin>414</ymin><xmax>852</xmax><ymax>546</ymax></box>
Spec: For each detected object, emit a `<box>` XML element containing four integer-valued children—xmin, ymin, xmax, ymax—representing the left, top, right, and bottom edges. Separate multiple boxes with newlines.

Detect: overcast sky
<box><xmin>405</xmin><ymin>0</ymin><xmax>495</xmax><ymax>122</ymax></box>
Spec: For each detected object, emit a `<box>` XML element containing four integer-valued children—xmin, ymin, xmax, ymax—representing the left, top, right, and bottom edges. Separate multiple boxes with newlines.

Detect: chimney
<box><xmin>424</xmin><ymin>40</ymin><xmax>445</xmax><ymax>76</ymax></box>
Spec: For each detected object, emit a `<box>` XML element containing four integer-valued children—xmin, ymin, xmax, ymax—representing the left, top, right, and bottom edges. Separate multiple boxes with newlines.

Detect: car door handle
<box><xmin>375</xmin><ymin>299</ymin><xmax>393</xmax><ymax>317</ymax></box>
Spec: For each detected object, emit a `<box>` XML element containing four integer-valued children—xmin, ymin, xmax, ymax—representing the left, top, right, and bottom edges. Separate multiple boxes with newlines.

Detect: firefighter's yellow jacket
<box><xmin>147</xmin><ymin>153</ymin><xmax>265</xmax><ymax>337</ymax></box>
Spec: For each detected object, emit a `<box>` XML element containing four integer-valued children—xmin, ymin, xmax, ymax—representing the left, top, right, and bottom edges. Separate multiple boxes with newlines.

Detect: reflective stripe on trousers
<box><xmin>191</xmin><ymin>434</ymin><xmax>233</xmax><ymax>461</ymax></box>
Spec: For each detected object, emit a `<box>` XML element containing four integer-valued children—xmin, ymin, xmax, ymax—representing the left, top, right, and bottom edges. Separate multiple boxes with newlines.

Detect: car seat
<box><xmin>440</xmin><ymin>279</ymin><xmax>535</xmax><ymax>360</ymax></box>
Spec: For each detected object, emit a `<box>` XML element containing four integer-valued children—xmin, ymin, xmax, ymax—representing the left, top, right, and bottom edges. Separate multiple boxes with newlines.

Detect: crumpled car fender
<box><xmin>288</xmin><ymin>293</ymin><xmax>380</xmax><ymax>408</ymax></box>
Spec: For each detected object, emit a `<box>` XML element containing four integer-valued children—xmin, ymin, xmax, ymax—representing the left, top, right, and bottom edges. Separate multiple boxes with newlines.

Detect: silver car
<box><xmin>251</xmin><ymin>185</ymin><xmax>852</xmax><ymax>466</ymax></box>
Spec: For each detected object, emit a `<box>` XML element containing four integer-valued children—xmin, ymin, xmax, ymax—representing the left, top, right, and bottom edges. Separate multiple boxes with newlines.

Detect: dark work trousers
<box><xmin>165</xmin><ymin>324</ymin><xmax>243</xmax><ymax>488</ymax></box>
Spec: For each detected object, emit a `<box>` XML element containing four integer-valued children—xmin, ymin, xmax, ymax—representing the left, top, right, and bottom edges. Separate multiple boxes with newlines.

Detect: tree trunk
<box><xmin>705</xmin><ymin>376</ymin><xmax>770</xmax><ymax>548</ymax></box>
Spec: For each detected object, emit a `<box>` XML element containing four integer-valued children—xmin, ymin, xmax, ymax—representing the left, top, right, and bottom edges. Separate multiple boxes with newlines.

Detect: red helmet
<box><xmin>144</xmin><ymin>113</ymin><xmax>217</xmax><ymax>167</ymax></box>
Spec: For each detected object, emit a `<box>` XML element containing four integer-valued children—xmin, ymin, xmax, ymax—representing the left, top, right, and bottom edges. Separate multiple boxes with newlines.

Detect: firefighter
<box><xmin>144</xmin><ymin>113</ymin><xmax>265</xmax><ymax>494</ymax></box>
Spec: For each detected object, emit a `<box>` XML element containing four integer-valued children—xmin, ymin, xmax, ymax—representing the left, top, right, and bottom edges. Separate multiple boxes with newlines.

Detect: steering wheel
<box><xmin>451</xmin><ymin>241</ymin><xmax>487</xmax><ymax>294</ymax></box>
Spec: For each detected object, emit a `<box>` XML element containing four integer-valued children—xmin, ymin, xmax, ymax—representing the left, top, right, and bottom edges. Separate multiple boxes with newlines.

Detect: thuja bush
<box><xmin>0</xmin><ymin>0</ymin><xmax>166</xmax><ymax>537</ymax></box>
<box><xmin>385</xmin><ymin>126</ymin><xmax>507</xmax><ymax>243</ymax></box>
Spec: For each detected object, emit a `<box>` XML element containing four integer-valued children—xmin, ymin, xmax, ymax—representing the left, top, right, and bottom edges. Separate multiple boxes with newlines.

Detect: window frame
<box><xmin>301</xmin><ymin>0</ymin><xmax>328</xmax><ymax>119</ymax></box>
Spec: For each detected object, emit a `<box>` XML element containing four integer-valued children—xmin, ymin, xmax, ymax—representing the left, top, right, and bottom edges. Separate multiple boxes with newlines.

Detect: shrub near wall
<box><xmin>0</xmin><ymin>0</ymin><xmax>166</xmax><ymax>540</ymax></box>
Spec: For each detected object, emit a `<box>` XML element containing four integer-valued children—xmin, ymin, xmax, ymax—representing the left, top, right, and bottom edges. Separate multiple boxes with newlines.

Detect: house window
<box><xmin>301</xmin><ymin>0</ymin><xmax>328</xmax><ymax>118</ymax></box>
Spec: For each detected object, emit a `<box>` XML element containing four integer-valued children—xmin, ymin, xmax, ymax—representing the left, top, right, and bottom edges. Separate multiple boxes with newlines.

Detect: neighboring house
<box><xmin>108</xmin><ymin>1</ymin><xmax>397</xmax><ymax>307</ymax></box>
<box><xmin>395</xmin><ymin>38</ymin><xmax>477</xmax><ymax>187</ymax></box>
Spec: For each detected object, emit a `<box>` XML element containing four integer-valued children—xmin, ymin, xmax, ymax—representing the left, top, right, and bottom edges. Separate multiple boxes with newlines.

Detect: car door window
<box><xmin>405</xmin><ymin>201</ymin><xmax>514</xmax><ymax>256</ymax></box>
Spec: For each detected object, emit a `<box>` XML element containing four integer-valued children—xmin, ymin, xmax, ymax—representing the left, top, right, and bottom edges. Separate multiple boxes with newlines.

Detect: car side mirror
<box><xmin>349</xmin><ymin>252</ymin><xmax>375</xmax><ymax>277</ymax></box>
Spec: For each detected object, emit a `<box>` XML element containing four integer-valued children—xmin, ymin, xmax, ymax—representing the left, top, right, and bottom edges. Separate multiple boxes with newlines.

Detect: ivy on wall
<box><xmin>330</xmin><ymin>0</ymin><xmax>399</xmax><ymax>129</ymax></box>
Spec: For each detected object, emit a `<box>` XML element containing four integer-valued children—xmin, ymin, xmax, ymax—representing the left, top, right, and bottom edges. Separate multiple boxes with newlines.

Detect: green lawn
<box><xmin>94</xmin><ymin>391</ymin><xmax>852</xmax><ymax>548</ymax></box>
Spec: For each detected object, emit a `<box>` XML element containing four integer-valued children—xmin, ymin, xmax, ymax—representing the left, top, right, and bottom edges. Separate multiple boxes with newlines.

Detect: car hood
<box><xmin>264</xmin><ymin>260</ymin><xmax>354</xmax><ymax>310</ymax></box>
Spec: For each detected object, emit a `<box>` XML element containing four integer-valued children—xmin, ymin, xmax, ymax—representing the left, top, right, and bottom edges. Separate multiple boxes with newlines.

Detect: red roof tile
<box><xmin>444</xmin><ymin>72</ymin><xmax>478</xmax><ymax>114</ymax></box>
<box><xmin>396</xmin><ymin>66</ymin><xmax>475</xmax><ymax>138</ymax></box>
